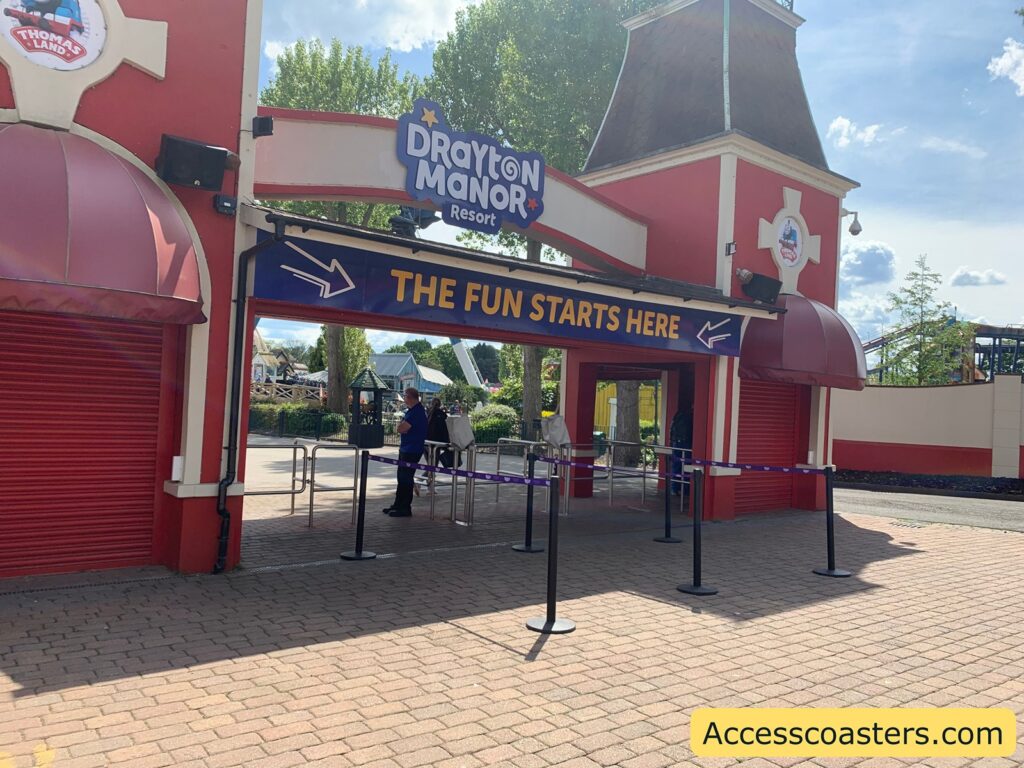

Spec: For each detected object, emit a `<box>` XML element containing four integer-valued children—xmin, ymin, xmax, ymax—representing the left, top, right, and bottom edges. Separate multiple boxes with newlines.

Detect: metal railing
<box><xmin>244</xmin><ymin>442</ymin><xmax>309</xmax><ymax>501</ymax></box>
<box><xmin>307</xmin><ymin>443</ymin><xmax>360</xmax><ymax>527</ymax></box>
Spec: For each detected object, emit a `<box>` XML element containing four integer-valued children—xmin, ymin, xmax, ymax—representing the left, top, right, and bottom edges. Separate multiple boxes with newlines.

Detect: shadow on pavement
<box><xmin>0</xmin><ymin>493</ymin><xmax>913</xmax><ymax>696</ymax></box>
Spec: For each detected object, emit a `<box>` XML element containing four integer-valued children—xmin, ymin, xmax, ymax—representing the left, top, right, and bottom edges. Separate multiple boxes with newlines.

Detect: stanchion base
<box><xmin>813</xmin><ymin>568</ymin><xmax>852</xmax><ymax>578</ymax></box>
<box><xmin>526</xmin><ymin>617</ymin><xmax>576</xmax><ymax>634</ymax></box>
<box><xmin>654</xmin><ymin>536</ymin><xmax>682</xmax><ymax>544</ymax></box>
<box><xmin>340</xmin><ymin>551</ymin><xmax>377</xmax><ymax>561</ymax></box>
<box><xmin>677</xmin><ymin>584</ymin><xmax>718</xmax><ymax>596</ymax></box>
<box><xmin>512</xmin><ymin>544</ymin><xmax>545</xmax><ymax>553</ymax></box>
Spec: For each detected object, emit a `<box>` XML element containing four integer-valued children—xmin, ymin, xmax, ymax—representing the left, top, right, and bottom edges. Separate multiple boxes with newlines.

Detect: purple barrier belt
<box><xmin>538</xmin><ymin>455</ymin><xmax>825</xmax><ymax>477</ymax></box>
<box><xmin>369</xmin><ymin>454</ymin><xmax>551</xmax><ymax>487</ymax></box>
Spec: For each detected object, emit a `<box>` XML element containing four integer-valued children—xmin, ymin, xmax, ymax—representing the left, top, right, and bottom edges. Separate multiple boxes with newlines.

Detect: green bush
<box><xmin>471</xmin><ymin>417</ymin><xmax>516</xmax><ymax>443</ymax></box>
<box><xmin>469</xmin><ymin>403</ymin><xmax>518</xmax><ymax>424</ymax></box>
<box><xmin>492</xmin><ymin>379</ymin><xmax>522</xmax><ymax>408</ymax></box>
<box><xmin>542</xmin><ymin>381</ymin><xmax>560</xmax><ymax>411</ymax></box>
<box><xmin>469</xmin><ymin>403</ymin><xmax>519</xmax><ymax>443</ymax></box>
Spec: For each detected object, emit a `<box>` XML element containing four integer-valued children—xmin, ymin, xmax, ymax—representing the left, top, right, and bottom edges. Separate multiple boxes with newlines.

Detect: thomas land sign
<box><xmin>396</xmin><ymin>98</ymin><xmax>545</xmax><ymax>235</ymax></box>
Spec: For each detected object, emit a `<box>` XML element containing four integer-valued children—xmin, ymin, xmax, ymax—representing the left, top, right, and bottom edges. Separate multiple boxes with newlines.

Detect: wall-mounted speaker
<box><xmin>739</xmin><ymin>273</ymin><xmax>783</xmax><ymax>304</ymax></box>
<box><xmin>155</xmin><ymin>135</ymin><xmax>228</xmax><ymax>191</ymax></box>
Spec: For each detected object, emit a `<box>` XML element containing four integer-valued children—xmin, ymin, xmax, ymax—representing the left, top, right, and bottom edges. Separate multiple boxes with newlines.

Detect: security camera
<box><xmin>848</xmin><ymin>213</ymin><xmax>862</xmax><ymax>236</ymax></box>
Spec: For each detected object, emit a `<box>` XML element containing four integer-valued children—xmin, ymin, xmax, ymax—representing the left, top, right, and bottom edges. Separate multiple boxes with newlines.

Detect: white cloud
<box><xmin>256</xmin><ymin>320</ymin><xmax>322</xmax><ymax>346</ymax></box>
<box><xmin>949</xmin><ymin>267</ymin><xmax>1008</xmax><ymax>287</ymax></box>
<box><xmin>262</xmin><ymin>0</ymin><xmax>478</xmax><ymax>53</ymax></box>
<box><xmin>263</xmin><ymin>40</ymin><xmax>288</xmax><ymax>76</ymax></box>
<box><xmin>988</xmin><ymin>38</ymin><xmax>1024</xmax><ymax>96</ymax></box>
<box><xmin>827</xmin><ymin>116</ymin><xmax>884</xmax><ymax>148</ymax></box>
<box><xmin>838</xmin><ymin>240</ymin><xmax>897</xmax><ymax>298</ymax></box>
<box><xmin>838</xmin><ymin>292</ymin><xmax>894</xmax><ymax>344</ymax></box>
<box><xmin>920</xmin><ymin>136</ymin><xmax>987</xmax><ymax>160</ymax></box>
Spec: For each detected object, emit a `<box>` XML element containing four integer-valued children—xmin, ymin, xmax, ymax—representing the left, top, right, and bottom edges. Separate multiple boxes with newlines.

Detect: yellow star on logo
<box><xmin>421</xmin><ymin>108</ymin><xmax>439</xmax><ymax>129</ymax></box>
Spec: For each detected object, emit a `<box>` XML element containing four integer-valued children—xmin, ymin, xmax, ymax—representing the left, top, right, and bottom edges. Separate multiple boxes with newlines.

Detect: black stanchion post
<box><xmin>513</xmin><ymin>453</ymin><xmax>544</xmax><ymax>553</ymax></box>
<box><xmin>655</xmin><ymin>456</ymin><xmax>681</xmax><ymax>543</ymax></box>
<box><xmin>341</xmin><ymin>451</ymin><xmax>376</xmax><ymax>561</ymax></box>
<box><xmin>527</xmin><ymin>474</ymin><xmax>575</xmax><ymax>634</ymax></box>
<box><xmin>813</xmin><ymin>466</ymin><xmax>851</xmax><ymax>578</ymax></box>
<box><xmin>678</xmin><ymin>468</ymin><xmax>717</xmax><ymax>596</ymax></box>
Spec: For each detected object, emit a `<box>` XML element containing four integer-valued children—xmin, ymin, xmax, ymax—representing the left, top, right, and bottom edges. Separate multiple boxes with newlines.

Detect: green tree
<box><xmin>309</xmin><ymin>327</ymin><xmax>327</xmax><ymax>372</ymax></box>
<box><xmin>403</xmin><ymin>339</ymin><xmax>435</xmax><ymax>358</ymax></box>
<box><xmin>470</xmin><ymin>343</ymin><xmax>500</xmax><ymax>383</ymax></box>
<box><xmin>498</xmin><ymin>343</ymin><xmax>524</xmax><ymax>382</ymax></box>
<box><xmin>261</xmin><ymin>41</ymin><xmax>416</xmax><ymax>407</ymax></box>
<box><xmin>260</xmin><ymin>39</ymin><xmax>422</xmax><ymax>229</ymax></box>
<box><xmin>429</xmin><ymin>0</ymin><xmax>661</xmax><ymax>433</ymax></box>
<box><xmin>421</xmin><ymin>343</ymin><xmax>465</xmax><ymax>383</ymax></box>
<box><xmin>324</xmin><ymin>325</ymin><xmax>372</xmax><ymax>411</ymax></box>
<box><xmin>428</xmin><ymin>0</ymin><xmax>661</xmax><ymax>174</ymax></box>
<box><xmin>883</xmin><ymin>255</ymin><xmax>976</xmax><ymax>386</ymax></box>
<box><xmin>383</xmin><ymin>344</ymin><xmax>408</xmax><ymax>354</ymax></box>
<box><xmin>439</xmin><ymin>382</ymin><xmax>489</xmax><ymax>409</ymax></box>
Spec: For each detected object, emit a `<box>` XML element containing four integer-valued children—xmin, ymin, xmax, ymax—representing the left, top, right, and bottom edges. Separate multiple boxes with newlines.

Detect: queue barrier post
<box><xmin>513</xmin><ymin>453</ymin><xmax>544</xmax><ymax>553</ymax></box>
<box><xmin>813</xmin><ymin>465</ymin><xmax>851</xmax><ymax>578</ymax></box>
<box><xmin>654</xmin><ymin>460</ymin><xmax>682</xmax><ymax>544</ymax></box>
<box><xmin>526</xmin><ymin>474</ymin><xmax>575</xmax><ymax>634</ymax></box>
<box><xmin>341</xmin><ymin>451</ymin><xmax>376</xmax><ymax>561</ymax></box>
<box><xmin>678</xmin><ymin>467</ymin><xmax>717</xmax><ymax>596</ymax></box>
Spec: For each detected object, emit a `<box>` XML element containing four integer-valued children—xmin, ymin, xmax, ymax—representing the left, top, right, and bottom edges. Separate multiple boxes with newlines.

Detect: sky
<box><xmin>256</xmin><ymin>0</ymin><xmax>1024</xmax><ymax>350</ymax></box>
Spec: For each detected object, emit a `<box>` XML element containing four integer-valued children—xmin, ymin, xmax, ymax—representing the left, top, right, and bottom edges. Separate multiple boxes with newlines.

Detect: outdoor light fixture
<box><xmin>841</xmin><ymin>208</ymin><xmax>862</xmax><ymax>236</ymax></box>
<box><xmin>736</xmin><ymin>268</ymin><xmax>782</xmax><ymax>304</ymax></box>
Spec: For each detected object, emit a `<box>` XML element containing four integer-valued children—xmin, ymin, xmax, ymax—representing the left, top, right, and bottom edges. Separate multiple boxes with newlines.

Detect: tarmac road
<box><xmin>835</xmin><ymin>487</ymin><xmax>1024</xmax><ymax>532</ymax></box>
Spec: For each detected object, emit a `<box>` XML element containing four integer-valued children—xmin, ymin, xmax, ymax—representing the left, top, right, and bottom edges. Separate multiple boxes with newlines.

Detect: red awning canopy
<box><xmin>0</xmin><ymin>123</ymin><xmax>204</xmax><ymax>325</ymax></box>
<box><xmin>740</xmin><ymin>294</ymin><xmax>866</xmax><ymax>391</ymax></box>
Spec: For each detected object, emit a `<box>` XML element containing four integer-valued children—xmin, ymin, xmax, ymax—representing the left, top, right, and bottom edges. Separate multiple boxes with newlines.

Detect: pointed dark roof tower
<box><xmin>584</xmin><ymin>0</ymin><xmax>827</xmax><ymax>174</ymax></box>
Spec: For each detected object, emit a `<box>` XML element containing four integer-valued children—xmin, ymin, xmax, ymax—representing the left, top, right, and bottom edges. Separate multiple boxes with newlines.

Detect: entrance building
<box><xmin>0</xmin><ymin>0</ymin><xmax>865</xmax><ymax>577</ymax></box>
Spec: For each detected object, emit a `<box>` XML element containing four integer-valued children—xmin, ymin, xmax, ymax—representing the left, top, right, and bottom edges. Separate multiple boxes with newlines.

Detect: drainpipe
<box><xmin>214</xmin><ymin>218</ymin><xmax>286</xmax><ymax>574</ymax></box>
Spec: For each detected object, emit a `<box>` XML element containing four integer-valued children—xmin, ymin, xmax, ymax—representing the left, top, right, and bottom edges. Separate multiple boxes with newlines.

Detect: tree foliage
<box><xmin>420</xmin><ymin>343</ymin><xmax>465</xmax><ymax>384</ymax></box>
<box><xmin>470</xmin><ymin>343</ymin><xmax>500</xmax><ymax>383</ymax></box>
<box><xmin>880</xmin><ymin>255</ymin><xmax>976</xmax><ymax>386</ymax></box>
<box><xmin>260</xmin><ymin>39</ymin><xmax>422</xmax><ymax>229</ymax></box>
<box><xmin>439</xmin><ymin>382</ymin><xmax>489</xmax><ymax>409</ymax></box>
<box><xmin>321</xmin><ymin>325</ymin><xmax>372</xmax><ymax>411</ymax></box>
<box><xmin>428</xmin><ymin>0</ymin><xmax>662</xmax><ymax>174</ymax></box>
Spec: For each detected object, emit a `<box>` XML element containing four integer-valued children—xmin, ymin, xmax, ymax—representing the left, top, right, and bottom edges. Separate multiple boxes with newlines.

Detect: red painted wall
<box><xmin>833</xmin><ymin>440</ymin><xmax>993</xmax><ymax>477</ymax></box>
<box><xmin>2</xmin><ymin>1</ymin><xmax>251</xmax><ymax>573</ymax></box>
<box><xmin>589</xmin><ymin>159</ymin><xmax>721</xmax><ymax>287</ymax></box>
<box><xmin>732</xmin><ymin>160</ymin><xmax>840</xmax><ymax>307</ymax></box>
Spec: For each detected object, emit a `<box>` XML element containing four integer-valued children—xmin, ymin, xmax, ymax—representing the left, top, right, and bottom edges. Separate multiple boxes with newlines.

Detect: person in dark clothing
<box><xmin>670</xmin><ymin>406</ymin><xmax>693</xmax><ymax>496</ymax></box>
<box><xmin>384</xmin><ymin>387</ymin><xmax>427</xmax><ymax>517</ymax></box>
<box><xmin>422</xmin><ymin>398</ymin><xmax>452</xmax><ymax>484</ymax></box>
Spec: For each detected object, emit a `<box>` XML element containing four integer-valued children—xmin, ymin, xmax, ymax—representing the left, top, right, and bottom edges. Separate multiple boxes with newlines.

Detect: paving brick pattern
<box><xmin>1</xmin><ymin>487</ymin><xmax>1023</xmax><ymax>768</ymax></box>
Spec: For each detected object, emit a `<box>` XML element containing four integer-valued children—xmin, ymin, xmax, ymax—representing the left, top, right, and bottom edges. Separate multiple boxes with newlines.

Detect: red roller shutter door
<box><xmin>734</xmin><ymin>380</ymin><xmax>799</xmax><ymax>513</ymax></box>
<box><xmin>0</xmin><ymin>311</ymin><xmax>163</xmax><ymax>576</ymax></box>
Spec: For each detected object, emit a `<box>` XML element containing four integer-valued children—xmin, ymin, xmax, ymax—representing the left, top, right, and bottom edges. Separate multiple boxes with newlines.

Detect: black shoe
<box><xmin>382</xmin><ymin>506</ymin><xmax>396</xmax><ymax>514</ymax></box>
<box><xmin>388</xmin><ymin>508</ymin><xmax>412</xmax><ymax>517</ymax></box>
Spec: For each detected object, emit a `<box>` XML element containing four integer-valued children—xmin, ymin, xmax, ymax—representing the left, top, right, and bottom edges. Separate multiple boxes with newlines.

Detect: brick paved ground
<box><xmin>1</xmin><ymin>475</ymin><xmax>1023</xmax><ymax>767</ymax></box>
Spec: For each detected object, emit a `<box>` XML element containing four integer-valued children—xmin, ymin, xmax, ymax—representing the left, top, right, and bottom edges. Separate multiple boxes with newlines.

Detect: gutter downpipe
<box><xmin>214</xmin><ymin>218</ymin><xmax>286</xmax><ymax>574</ymax></box>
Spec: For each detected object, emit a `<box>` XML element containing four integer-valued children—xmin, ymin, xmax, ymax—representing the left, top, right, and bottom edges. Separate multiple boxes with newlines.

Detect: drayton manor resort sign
<box><xmin>397</xmin><ymin>99</ymin><xmax>545</xmax><ymax>235</ymax></box>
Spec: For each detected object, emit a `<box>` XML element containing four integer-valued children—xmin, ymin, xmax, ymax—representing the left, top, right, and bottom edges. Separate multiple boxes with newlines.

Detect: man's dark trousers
<box><xmin>393</xmin><ymin>450</ymin><xmax>424</xmax><ymax>510</ymax></box>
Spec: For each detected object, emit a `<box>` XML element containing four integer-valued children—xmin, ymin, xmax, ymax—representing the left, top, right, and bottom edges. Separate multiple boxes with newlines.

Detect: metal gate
<box><xmin>0</xmin><ymin>311</ymin><xmax>164</xmax><ymax>576</ymax></box>
<box><xmin>734</xmin><ymin>380</ymin><xmax>800</xmax><ymax>513</ymax></box>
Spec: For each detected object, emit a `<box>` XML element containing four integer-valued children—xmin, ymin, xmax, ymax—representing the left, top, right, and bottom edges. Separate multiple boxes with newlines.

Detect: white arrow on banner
<box><xmin>697</xmin><ymin>319</ymin><xmax>732</xmax><ymax>350</ymax></box>
<box><xmin>280</xmin><ymin>242</ymin><xmax>356</xmax><ymax>299</ymax></box>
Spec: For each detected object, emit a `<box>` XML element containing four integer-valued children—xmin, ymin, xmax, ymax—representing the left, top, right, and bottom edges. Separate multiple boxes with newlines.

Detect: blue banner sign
<box><xmin>253</xmin><ymin>236</ymin><xmax>742</xmax><ymax>357</ymax></box>
<box><xmin>396</xmin><ymin>99</ymin><xmax>545</xmax><ymax>235</ymax></box>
